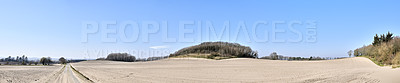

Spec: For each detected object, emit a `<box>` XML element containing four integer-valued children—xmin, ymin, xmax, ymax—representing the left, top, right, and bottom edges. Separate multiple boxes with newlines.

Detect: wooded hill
<box><xmin>169</xmin><ymin>42</ymin><xmax>258</xmax><ymax>59</ymax></box>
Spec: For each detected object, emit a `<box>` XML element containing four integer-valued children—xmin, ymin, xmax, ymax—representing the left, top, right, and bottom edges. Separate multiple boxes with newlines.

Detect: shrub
<box><xmin>206</xmin><ymin>52</ymin><xmax>220</xmax><ymax>59</ymax></box>
<box><xmin>392</xmin><ymin>52</ymin><xmax>400</xmax><ymax>66</ymax></box>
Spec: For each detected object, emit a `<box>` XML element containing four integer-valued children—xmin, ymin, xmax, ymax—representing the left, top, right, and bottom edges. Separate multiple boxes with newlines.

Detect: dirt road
<box><xmin>53</xmin><ymin>64</ymin><xmax>81</xmax><ymax>83</ymax></box>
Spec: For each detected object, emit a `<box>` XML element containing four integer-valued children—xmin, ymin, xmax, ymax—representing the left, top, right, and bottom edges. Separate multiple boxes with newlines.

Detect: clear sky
<box><xmin>1</xmin><ymin>0</ymin><xmax>399</xmax><ymax>59</ymax></box>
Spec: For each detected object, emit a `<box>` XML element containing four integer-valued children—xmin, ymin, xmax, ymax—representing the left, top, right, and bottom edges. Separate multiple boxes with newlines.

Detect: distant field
<box><xmin>0</xmin><ymin>65</ymin><xmax>62</xmax><ymax>83</ymax></box>
<box><xmin>72</xmin><ymin>57</ymin><xmax>400</xmax><ymax>83</ymax></box>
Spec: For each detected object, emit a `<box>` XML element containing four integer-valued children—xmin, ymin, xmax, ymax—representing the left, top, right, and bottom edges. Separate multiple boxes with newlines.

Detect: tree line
<box><xmin>259</xmin><ymin>52</ymin><xmax>343</xmax><ymax>61</ymax></box>
<box><xmin>0</xmin><ymin>55</ymin><xmax>37</xmax><ymax>65</ymax></box>
<box><xmin>0</xmin><ymin>55</ymin><xmax>69</xmax><ymax>65</ymax></box>
<box><xmin>98</xmin><ymin>53</ymin><xmax>169</xmax><ymax>62</ymax></box>
<box><xmin>136</xmin><ymin>56</ymin><xmax>169</xmax><ymax>62</ymax></box>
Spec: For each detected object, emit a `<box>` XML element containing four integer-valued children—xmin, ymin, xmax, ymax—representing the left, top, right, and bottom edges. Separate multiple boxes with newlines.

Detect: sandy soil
<box><xmin>72</xmin><ymin>57</ymin><xmax>400</xmax><ymax>83</ymax></box>
<box><xmin>0</xmin><ymin>64</ymin><xmax>92</xmax><ymax>83</ymax></box>
<box><xmin>0</xmin><ymin>65</ymin><xmax>62</xmax><ymax>83</ymax></box>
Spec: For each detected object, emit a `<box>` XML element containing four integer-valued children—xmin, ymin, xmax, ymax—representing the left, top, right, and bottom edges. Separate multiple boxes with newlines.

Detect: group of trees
<box><xmin>39</xmin><ymin>57</ymin><xmax>69</xmax><ymax>65</ymax></box>
<box><xmin>106</xmin><ymin>53</ymin><xmax>136</xmax><ymax>62</ymax></box>
<box><xmin>372</xmin><ymin>32</ymin><xmax>394</xmax><ymax>46</ymax></box>
<box><xmin>40</xmin><ymin>57</ymin><xmax>53</xmax><ymax>65</ymax></box>
<box><xmin>260</xmin><ymin>52</ymin><xmax>330</xmax><ymax>61</ymax></box>
<box><xmin>135</xmin><ymin>56</ymin><xmax>169</xmax><ymax>62</ymax></box>
<box><xmin>0</xmin><ymin>55</ymin><xmax>37</xmax><ymax>65</ymax></box>
<box><xmin>169</xmin><ymin>42</ymin><xmax>258</xmax><ymax>58</ymax></box>
<box><xmin>1</xmin><ymin>55</ymin><xmax>28</xmax><ymax>62</ymax></box>
<box><xmin>354</xmin><ymin>32</ymin><xmax>400</xmax><ymax>66</ymax></box>
<box><xmin>99</xmin><ymin>54</ymin><xmax>168</xmax><ymax>62</ymax></box>
<box><xmin>260</xmin><ymin>52</ymin><xmax>283</xmax><ymax>60</ymax></box>
<box><xmin>59</xmin><ymin>57</ymin><xmax>67</xmax><ymax>64</ymax></box>
<box><xmin>16</xmin><ymin>55</ymin><xmax>29</xmax><ymax>64</ymax></box>
<box><xmin>99</xmin><ymin>55</ymin><xmax>167</xmax><ymax>62</ymax></box>
<box><xmin>1</xmin><ymin>55</ymin><xmax>71</xmax><ymax>65</ymax></box>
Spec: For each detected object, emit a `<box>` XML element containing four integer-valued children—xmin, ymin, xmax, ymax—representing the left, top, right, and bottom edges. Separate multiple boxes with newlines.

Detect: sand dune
<box><xmin>71</xmin><ymin>57</ymin><xmax>400</xmax><ymax>83</ymax></box>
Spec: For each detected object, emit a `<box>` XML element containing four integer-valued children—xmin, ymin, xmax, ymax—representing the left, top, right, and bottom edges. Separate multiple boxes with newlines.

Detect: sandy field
<box><xmin>0</xmin><ymin>65</ymin><xmax>63</xmax><ymax>83</ymax></box>
<box><xmin>71</xmin><ymin>57</ymin><xmax>400</xmax><ymax>83</ymax></box>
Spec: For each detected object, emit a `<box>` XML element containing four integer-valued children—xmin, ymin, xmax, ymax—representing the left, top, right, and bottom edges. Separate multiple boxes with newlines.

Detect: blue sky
<box><xmin>1</xmin><ymin>0</ymin><xmax>399</xmax><ymax>59</ymax></box>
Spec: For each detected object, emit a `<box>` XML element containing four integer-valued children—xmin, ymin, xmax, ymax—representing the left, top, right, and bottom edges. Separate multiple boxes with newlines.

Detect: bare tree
<box><xmin>348</xmin><ymin>50</ymin><xmax>353</xmax><ymax>57</ymax></box>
